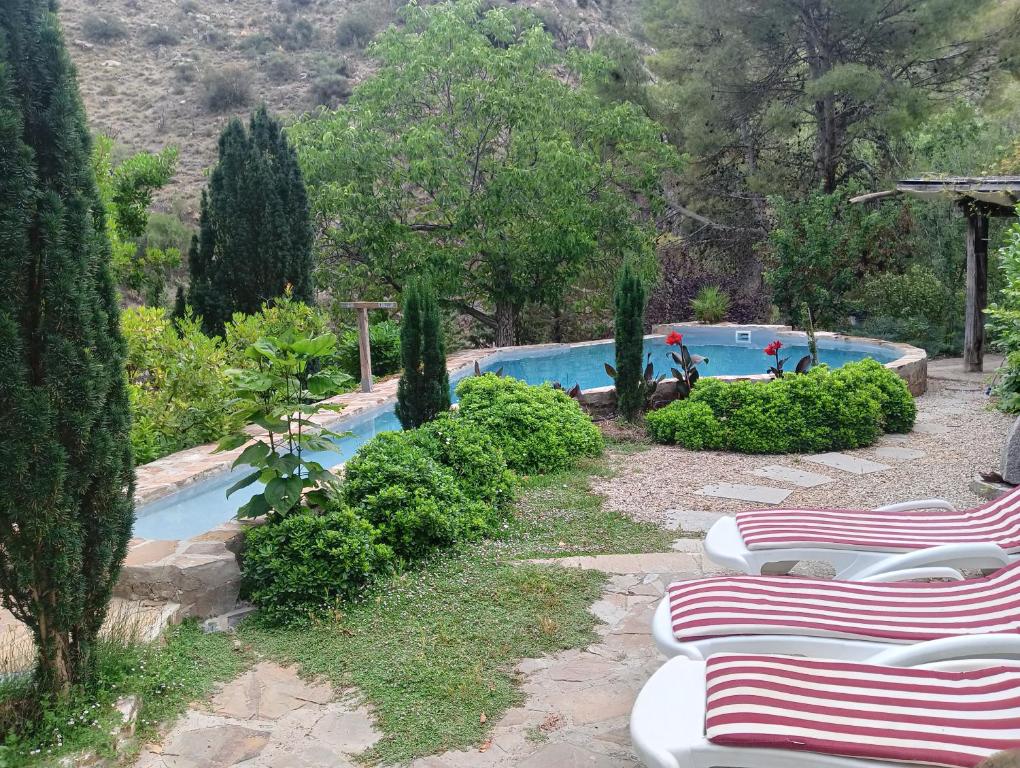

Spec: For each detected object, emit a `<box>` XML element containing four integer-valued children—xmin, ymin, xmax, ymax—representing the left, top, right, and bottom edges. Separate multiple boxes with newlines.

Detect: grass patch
<box><xmin>0</xmin><ymin>623</ymin><xmax>246</xmax><ymax>767</ymax></box>
<box><xmin>238</xmin><ymin>553</ymin><xmax>605</xmax><ymax>764</ymax></box>
<box><xmin>238</xmin><ymin>453</ymin><xmax>672</xmax><ymax>763</ymax></box>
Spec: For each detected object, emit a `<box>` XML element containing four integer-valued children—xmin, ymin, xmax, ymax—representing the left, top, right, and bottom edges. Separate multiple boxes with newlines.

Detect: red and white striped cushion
<box><xmin>705</xmin><ymin>653</ymin><xmax>1020</xmax><ymax>767</ymax></box>
<box><xmin>736</xmin><ymin>485</ymin><xmax>1020</xmax><ymax>553</ymax></box>
<box><xmin>669</xmin><ymin>561</ymin><xmax>1020</xmax><ymax>643</ymax></box>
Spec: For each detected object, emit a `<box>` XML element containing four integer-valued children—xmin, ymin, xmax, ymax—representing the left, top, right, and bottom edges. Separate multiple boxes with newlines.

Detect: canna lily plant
<box><xmin>667</xmin><ymin>331</ymin><xmax>708</xmax><ymax>399</ymax></box>
<box><xmin>765</xmin><ymin>339</ymin><xmax>812</xmax><ymax>378</ymax></box>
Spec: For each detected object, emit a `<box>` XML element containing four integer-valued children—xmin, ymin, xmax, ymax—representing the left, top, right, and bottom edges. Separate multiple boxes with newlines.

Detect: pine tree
<box><xmin>396</xmin><ymin>282</ymin><xmax>450</xmax><ymax>429</ymax></box>
<box><xmin>187</xmin><ymin>106</ymin><xmax>313</xmax><ymax>335</ymax></box>
<box><xmin>613</xmin><ymin>264</ymin><xmax>646</xmax><ymax>421</ymax></box>
<box><xmin>0</xmin><ymin>0</ymin><xmax>135</xmax><ymax>695</ymax></box>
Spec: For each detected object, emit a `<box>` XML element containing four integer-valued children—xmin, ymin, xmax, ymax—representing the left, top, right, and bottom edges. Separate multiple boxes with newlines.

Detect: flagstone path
<box><xmin>133</xmin><ymin>547</ymin><xmax>730</xmax><ymax>768</ymax></box>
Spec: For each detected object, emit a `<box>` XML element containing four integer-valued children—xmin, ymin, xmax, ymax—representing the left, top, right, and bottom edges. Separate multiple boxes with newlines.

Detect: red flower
<box><xmin>764</xmin><ymin>340</ymin><xmax>783</xmax><ymax>356</ymax></box>
<box><xmin>666</xmin><ymin>331</ymin><xmax>684</xmax><ymax>346</ymax></box>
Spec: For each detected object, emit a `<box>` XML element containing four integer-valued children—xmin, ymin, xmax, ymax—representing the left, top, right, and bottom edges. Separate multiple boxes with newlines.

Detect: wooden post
<box><xmin>338</xmin><ymin>301</ymin><xmax>398</xmax><ymax>393</ymax></box>
<box><xmin>964</xmin><ymin>209</ymin><xmax>989</xmax><ymax>373</ymax></box>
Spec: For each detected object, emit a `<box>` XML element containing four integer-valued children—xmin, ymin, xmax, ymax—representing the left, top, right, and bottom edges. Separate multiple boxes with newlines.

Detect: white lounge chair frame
<box><xmin>630</xmin><ymin>635</ymin><xmax>1020</xmax><ymax>768</ymax></box>
<box><xmin>705</xmin><ymin>497</ymin><xmax>1011</xmax><ymax>579</ymax></box>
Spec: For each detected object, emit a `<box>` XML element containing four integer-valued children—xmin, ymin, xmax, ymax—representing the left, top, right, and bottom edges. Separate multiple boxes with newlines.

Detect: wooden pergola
<box><xmin>851</xmin><ymin>178</ymin><xmax>1020</xmax><ymax>372</ymax></box>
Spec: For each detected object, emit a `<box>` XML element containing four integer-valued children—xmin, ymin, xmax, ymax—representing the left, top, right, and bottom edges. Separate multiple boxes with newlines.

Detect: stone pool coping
<box><xmin>118</xmin><ymin>326</ymin><xmax>926</xmax><ymax>618</ymax></box>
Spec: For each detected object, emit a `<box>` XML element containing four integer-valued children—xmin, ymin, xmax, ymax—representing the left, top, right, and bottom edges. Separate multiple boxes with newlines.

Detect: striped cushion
<box><xmin>669</xmin><ymin>561</ymin><xmax>1020</xmax><ymax>644</ymax></box>
<box><xmin>705</xmin><ymin>653</ymin><xmax>1020</xmax><ymax>767</ymax></box>
<box><xmin>736</xmin><ymin>485</ymin><xmax>1020</xmax><ymax>553</ymax></box>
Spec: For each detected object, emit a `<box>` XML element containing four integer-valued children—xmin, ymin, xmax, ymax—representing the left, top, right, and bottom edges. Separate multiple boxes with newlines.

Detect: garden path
<box><xmin>133</xmin><ymin>546</ymin><xmax>724</xmax><ymax>768</ymax></box>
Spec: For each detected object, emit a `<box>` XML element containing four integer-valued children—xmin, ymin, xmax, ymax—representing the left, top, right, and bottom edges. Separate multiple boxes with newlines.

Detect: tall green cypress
<box><xmin>0</xmin><ymin>0</ymin><xmax>134</xmax><ymax>694</ymax></box>
<box><xmin>187</xmin><ymin>106</ymin><xmax>313</xmax><ymax>335</ymax></box>
<box><xmin>613</xmin><ymin>264</ymin><xmax>646</xmax><ymax>421</ymax></box>
<box><xmin>396</xmin><ymin>282</ymin><xmax>450</xmax><ymax>429</ymax></box>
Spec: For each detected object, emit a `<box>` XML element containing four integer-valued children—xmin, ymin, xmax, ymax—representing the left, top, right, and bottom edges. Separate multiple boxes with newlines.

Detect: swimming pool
<box><xmin>134</xmin><ymin>326</ymin><xmax>904</xmax><ymax>540</ymax></box>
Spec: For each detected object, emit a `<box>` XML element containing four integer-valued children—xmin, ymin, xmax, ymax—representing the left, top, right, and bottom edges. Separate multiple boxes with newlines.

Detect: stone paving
<box><xmin>133</xmin><ymin>548</ymin><xmax>730</xmax><ymax>768</ymax></box>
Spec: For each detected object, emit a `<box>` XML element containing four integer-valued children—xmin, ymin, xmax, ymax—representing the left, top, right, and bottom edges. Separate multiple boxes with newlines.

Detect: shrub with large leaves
<box><xmin>455</xmin><ymin>374</ymin><xmax>604</xmax><ymax>474</ymax></box>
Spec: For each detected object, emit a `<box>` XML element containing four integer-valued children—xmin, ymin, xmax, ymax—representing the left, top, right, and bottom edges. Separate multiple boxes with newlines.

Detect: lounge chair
<box><xmin>652</xmin><ymin>561</ymin><xmax>1020</xmax><ymax>660</ymax></box>
<box><xmin>630</xmin><ymin>636</ymin><xmax>1020</xmax><ymax>768</ymax></box>
<box><xmin>704</xmin><ymin>485</ymin><xmax>1020</xmax><ymax>579</ymax></box>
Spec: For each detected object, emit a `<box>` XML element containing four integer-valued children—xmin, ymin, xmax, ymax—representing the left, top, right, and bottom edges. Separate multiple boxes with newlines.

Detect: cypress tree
<box><xmin>613</xmin><ymin>264</ymin><xmax>646</xmax><ymax>421</ymax></box>
<box><xmin>187</xmin><ymin>106</ymin><xmax>313</xmax><ymax>335</ymax></box>
<box><xmin>0</xmin><ymin>0</ymin><xmax>134</xmax><ymax>694</ymax></box>
<box><xmin>396</xmin><ymin>282</ymin><xmax>450</xmax><ymax>429</ymax></box>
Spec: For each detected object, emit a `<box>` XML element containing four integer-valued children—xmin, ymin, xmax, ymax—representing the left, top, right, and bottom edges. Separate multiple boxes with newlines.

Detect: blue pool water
<box><xmin>134</xmin><ymin>328</ymin><xmax>900</xmax><ymax>540</ymax></box>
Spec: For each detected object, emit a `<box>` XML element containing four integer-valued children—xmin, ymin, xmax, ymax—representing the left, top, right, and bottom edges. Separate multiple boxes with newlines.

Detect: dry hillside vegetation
<box><xmin>60</xmin><ymin>0</ymin><xmax>641</xmax><ymax>215</ymax></box>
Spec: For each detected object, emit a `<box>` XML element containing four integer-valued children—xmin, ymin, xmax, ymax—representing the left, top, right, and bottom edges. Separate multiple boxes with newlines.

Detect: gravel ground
<box><xmin>592</xmin><ymin>375</ymin><xmax>1014</xmax><ymax>531</ymax></box>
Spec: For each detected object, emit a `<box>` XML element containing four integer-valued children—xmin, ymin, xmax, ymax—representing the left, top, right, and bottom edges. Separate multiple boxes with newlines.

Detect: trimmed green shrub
<box><xmin>832</xmin><ymin>358</ymin><xmax>916</xmax><ymax>433</ymax></box>
<box><xmin>341</xmin><ymin>432</ymin><xmax>496</xmax><ymax>559</ymax></box>
<box><xmin>647</xmin><ymin>360</ymin><xmax>912</xmax><ymax>453</ymax></box>
<box><xmin>645</xmin><ymin>400</ymin><xmax>725</xmax><ymax>450</ymax></box>
<box><xmin>338</xmin><ymin>319</ymin><xmax>402</xmax><ymax>380</ymax></box>
<box><xmin>242</xmin><ymin>507</ymin><xmax>393</xmax><ymax>624</ymax></box>
<box><xmin>407</xmin><ymin>413</ymin><xmax>517</xmax><ymax>508</ymax></box>
<box><xmin>455</xmin><ymin>374</ymin><xmax>604</xmax><ymax>474</ymax></box>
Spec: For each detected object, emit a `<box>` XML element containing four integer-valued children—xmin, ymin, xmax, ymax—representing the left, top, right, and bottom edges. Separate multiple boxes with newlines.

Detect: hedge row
<box><xmin>242</xmin><ymin>375</ymin><xmax>604</xmax><ymax>623</ymax></box>
<box><xmin>645</xmin><ymin>359</ymin><xmax>916</xmax><ymax>453</ymax></box>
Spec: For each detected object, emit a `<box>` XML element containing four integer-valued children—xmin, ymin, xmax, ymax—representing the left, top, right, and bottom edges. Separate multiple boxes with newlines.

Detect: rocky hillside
<box><xmin>60</xmin><ymin>0</ymin><xmax>641</xmax><ymax>216</ymax></box>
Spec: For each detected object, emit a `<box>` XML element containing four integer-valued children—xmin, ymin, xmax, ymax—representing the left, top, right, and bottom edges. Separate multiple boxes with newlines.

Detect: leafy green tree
<box><xmin>291</xmin><ymin>0</ymin><xmax>681</xmax><ymax>346</ymax></box>
<box><xmin>93</xmin><ymin>135</ymin><xmax>179</xmax><ymax>305</ymax></box>
<box><xmin>644</xmin><ymin>0</ymin><xmax>1014</xmax><ymax>226</ymax></box>
<box><xmin>611</xmin><ymin>265</ymin><xmax>647</xmax><ymax>421</ymax></box>
<box><xmin>188</xmin><ymin>106</ymin><xmax>314</xmax><ymax>335</ymax></box>
<box><xmin>396</xmin><ymin>282</ymin><xmax>451</xmax><ymax>428</ymax></box>
<box><xmin>0</xmin><ymin>0</ymin><xmax>135</xmax><ymax>694</ymax></box>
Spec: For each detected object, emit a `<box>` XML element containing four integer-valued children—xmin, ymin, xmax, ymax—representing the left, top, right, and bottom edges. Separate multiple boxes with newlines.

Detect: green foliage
<box><xmin>0</xmin><ymin>0</ymin><xmax>135</xmax><ymax>694</ymax></box>
<box><xmin>123</xmin><ymin>307</ymin><xmax>237</xmax><ymax>464</ymax></box>
<box><xmin>691</xmin><ymin>286</ymin><xmax>730</xmax><ymax>324</ymax></box>
<box><xmin>340</xmin><ymin>432</ymin><xmax>497</xmax><ymax>559</ymax></box>
<box><xmin>647</xmin><ymin>361</ymin><xmax>914</xmax><ymax>453</ymax></box>
<box><xmin>92</xmin><ymin>135</ymin><xmax>180</xmax><ymax>304</ymax></box>
<box><xmin>987</xmin><ymin>208</ymin><xmax>1020</xmax><ymax>411</ymax></box>
<box><xmin>241</xmin><ymin>506</ymin><xmax>393</xmax><ymax>624</ymax></box>
<box><xmin>271</xmin><ymin>17</ymin><xmax>317</xmax><ymax>50</ymax></box>
<box><xmin>217</xmin><ymin>331</ymin><xmax>349</xmax><ymax>519</ymax></box>
<box><xmin>201</xmin><ymin>65</ymin><xmax>253</xmax><ymax>112</ymax></box>
<box><xmin>612</xmin><ymin>264</ymin><xmax>648</xmax><ymax>421</ymax></box>
<box><xmin>337</xmin><ymin>319</ymin><xmax>402</xmax><ymax>379</ymax></box>
<box><xmin>335</xmin><ymin>4</ymin><xmax>382</xmax><ymax>47</ymax></box>
<box><xmin>223</xmin><ymin>292</ymin><xmax>334</xmax><ymax>364</ymax></box>
<box><xmin>645</xmin><ymin>400</ymin><xmax>725</xmax><ymax>450</ymax></box>
<box><xmin>310</xmin><ymin>74</ymin><xmax>352</xmax><ymax>107</ymax></box>
<box><xmin>188</xmin><ymin>107</ymin><xmax>314</xmax><ymax>334</ymax></box>
<box><xmin>406</xmin><ymin>413</ymin><xmax>517</xmax><ymax>508</ymax></box>
<box><xmin>82</xmin><ymin>13</ymin><xmax>127</xmax><ymax>42</ymax></box>
<box><xmin>455</xmin><ymin>374</ymin><xmax>604</xmax><ymax>474</ymax></box>
<box><xmin>765</xmin><ymin>185</ymin><xmax>908</xmax><ymax>327</ymax></box>
<box><xmin>292</xmin><ymin>0</ymin><xmax>682</xmax><ymax>345</ymax></box>
<box><xmin>396</xmin><ymin>282</ymin><xmax>451</xmax><ymax>429</ymax></box>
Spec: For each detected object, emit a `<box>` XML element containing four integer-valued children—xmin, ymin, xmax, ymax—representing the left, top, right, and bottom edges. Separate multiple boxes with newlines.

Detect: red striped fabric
<box><xmin>735</xmin><ymin>485</ymin><xmax>1020</xmax><ymax>553</ymax></box>
<box><xmin>668</xmin><ymin>562</ymin><xmax>1020</xmax><ymax>643</ymax></box>
<box><xmin>704</xmin><ymin>653</ymin><xmax>1020</xmax><ymax>767</ymax></box>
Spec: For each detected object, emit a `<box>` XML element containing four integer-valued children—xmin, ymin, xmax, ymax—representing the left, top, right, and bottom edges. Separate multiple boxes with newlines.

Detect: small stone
<box><xmin>803</xmin><ymin>452</ymin><xmax>892</xmax><ymax>475</ymax></box>
<box><xmin>873</xmin><ymin>446</ymin><xmax>926</xmax><ymax>461</ymax></box>
<box><xmin>752</xmin><ymin>464</ymin><xmax>833</xmax><ymax>488</ymax></box>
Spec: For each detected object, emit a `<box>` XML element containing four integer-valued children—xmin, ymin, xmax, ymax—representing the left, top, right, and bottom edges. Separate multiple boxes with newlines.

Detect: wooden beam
<box><xmin>355</xmin><ymin>307</ymin><xmax>373</xmax><ymax>392</ymax></box>
<box><xmin>964</xmin><ymin>211</ymin><xmax>990</xmax><ymax>373</ymax></box>
<box><xmin>848</xmin><ymin>190</ymin><xmax>900</xmax><ymax>204</ymax></box>
<box><xmin>337</xmin><ymin>301</ymin><xmax>398</xmax><ymax>310</ymax></box>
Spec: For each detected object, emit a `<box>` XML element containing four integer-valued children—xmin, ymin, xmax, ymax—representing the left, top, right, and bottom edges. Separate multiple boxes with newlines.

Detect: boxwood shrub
<box><xmin>242</xmin><ymin>506</ymin><xmax>393</xmax><ymax>625</ymax></box>
<box><xmin>455</xmin><ymin>374</ymin><xmax>604</xmax><ymax>474</ymax></box>
<box><xmin>646</xmin><ymin>360</ymin><xmax>914</xmax><ymax>453</ymax></box>
<box><xmin>341</xmin><ymin>431</ymin><xmax>499</xmax><ymax>559</ymax></box>
<box><xmin>406</xmin><ymin>412</ymin><xmax>517</xmax><ymax>508</ymax></box>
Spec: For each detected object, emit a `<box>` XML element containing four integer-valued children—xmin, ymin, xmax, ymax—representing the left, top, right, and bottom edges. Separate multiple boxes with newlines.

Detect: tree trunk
<box><xmin>35</xmin><ymin>610</ymin><xmax>74</xmax><ymax>696</ymax></box>
<box><xmin>494</xmin><ymin>302</ymin><xmax>516</xmax><ymax>347</ymax></box>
